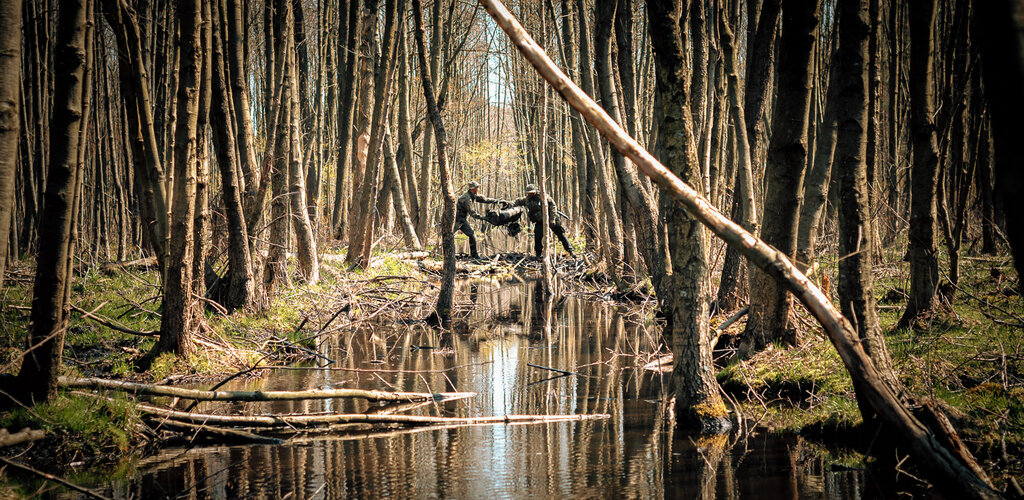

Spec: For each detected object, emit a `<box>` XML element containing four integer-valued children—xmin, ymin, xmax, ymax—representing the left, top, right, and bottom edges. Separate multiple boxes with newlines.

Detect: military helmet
<box><xmin>467</xmin><ymin>180</ymin><xmax>480</xmax><ymax>189</ymax></box>
<box><xmin>525</xmin><ymin>184</ymin><xmax>539</xmax><ymax>195</ymax></box>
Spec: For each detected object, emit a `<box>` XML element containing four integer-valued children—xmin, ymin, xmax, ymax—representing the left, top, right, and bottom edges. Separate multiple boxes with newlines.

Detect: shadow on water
<box><xmin>68</xmin><ymin>280</ymin><xmax>879</xmax><ymax>499</ymax></box>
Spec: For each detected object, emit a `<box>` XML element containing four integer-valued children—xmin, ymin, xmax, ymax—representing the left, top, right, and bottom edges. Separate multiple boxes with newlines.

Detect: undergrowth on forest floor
<box><xmin>714</xmin><ymin>243</ymin><xmax>1023</xmax><ymax>483</ymax></box>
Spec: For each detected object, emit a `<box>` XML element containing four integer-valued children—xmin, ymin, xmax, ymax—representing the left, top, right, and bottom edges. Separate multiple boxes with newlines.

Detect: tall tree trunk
<box><xmin>717</xmin><ymin>0</ymin><xmax>781</xmax><ymax>311</ymax></box>
<box><xmin>263</xmin><ymin>0</ymin><xmax>295</xmax><ymax>297</ymax></box>
<box><xmin>102</xmin><ymin>0</ymin><xmax>169</xmax><ymax>267</ymax></box>
<box><xmin>345</xmin><ymin>0</ymin><xmax>379</xmax><ymax>253</ymax></box>
<box><xmin>287</xmin><ymin>17</ymin><xmax>319</xmax><ymax>284</ymax></box>
<box><xmin>595</xmin><ymin>0</ymin><xmax>665</xmax><ymax>296</ymax></box>
<box><xmin>192</xmin><ymin>0</ymin><xmax>213</xmax><ymax>303</ymax></box>
<box><xmin>211</xmin><ymin>0</ymin><xmax>255</xmax><ymax>312</ymax></box>
<box><xmin>834</xmin><ymin>0</ymin><xmax>902</xmax><ymax>417</ymax></box>
<box><xmin>153</xmin><ymin>0</ymin><xmax>203</xmax><ymax>361</ymax></box>
<box><xmin>648</xmin><ymin>0</ymin><xmax>730</xmax><ymax>432</ymax></box>
<box><xmin>225</xmin><ymin>0</ymin><xmax>259</xmax><ymax>215</ymax></box>
<box><xmin>332</xmin><ymin>0</ymin><xmax>360</xmax><ymax>239</ymax></box>
<box><xmin>576</xmin><ymin>0</ymin><xmax>623</xmax><ymax>276</ymax></box>
<box><xmin>353</xmin><ymin>0</ymin><xmax>401</xmax><ymax>268</ymax></box>
<box><xmin>18</xmin><ymin>0</ymin><xmax>92</xmax><ymax>403</ymax></box>
<box><xmin>797</xmin><ymin>40</ymin><xmax>840</xmax><ymax>269</ymax></box>
<box><xmin>412</xmin><ymin>0</ymin><xmax>455</xmax><ymax>325</ymax></box>
<box><xmin>0</xmin><ymin>0</ymin><xmax>22</xmax><ymax>294</ymax></box>
<box><xmin>898</xmin><ymin>0</ymin><xmax>941</xmax><ymax>328</ymax></box>
<box><xmin>976</xmin><ymin>0</ymin><xmax>1024</xmax><ymax>294</ymax></box>
<box><xmin>742</xmin><ymin>0</ymin><xmax>820</xmax><ymax>354</ymax></box>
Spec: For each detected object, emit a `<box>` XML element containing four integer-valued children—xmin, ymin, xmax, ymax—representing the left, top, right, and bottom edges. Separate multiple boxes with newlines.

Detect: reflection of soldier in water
<box><xmin>511</xmin><ymin>184</ymin><xmax>575</xmax><ymax>258</ymax></box>
<box><xmin>528</xmin><ymin>282</ymin><xmax>554</xmax><ymax>341</ymax></box>
<box><xmin>455</xmin><ymin>181</ymin><xmax>503</xmax><ymax>258</ymax></box>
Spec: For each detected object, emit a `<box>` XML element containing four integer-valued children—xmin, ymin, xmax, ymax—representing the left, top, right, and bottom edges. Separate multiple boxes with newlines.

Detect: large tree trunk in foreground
<box><xmin>153</xmin><ymin>0</ymin><xmax>203</xmax><ymax>361</ymax></box>
<box><xmin>898</xmin><ymin>0</ymin><xmax>941</xmax><ymax>329</ymax></box>
<box><xmin>0</xmin><ymin>0</ymin><xmax>22</xmax><ymax>295</ymax></box>
<box><xmin>18</xmin><ymin>0</ymin><xmax>92</xmax><ymax>403</ymax></box>
<box><xmin>412</xmin><ymin>0</ymin><xmax>456</xmax><ymax>326</ymax></box>
<box><xmin>976</xmin><ymin>0</ymin><xmax>1024</xmax><ymax>295</ymax></box>
<box><xmin>834</xmin><ymin>0</ymin><xmax>902</xmax><ymax>416</ymax></box>
<box><xmin>477</xmin><ymin>3</ymin><xmax>1001</xmax><ymax>497</ymax></box>
<box><xmin>742</xmin><ymin>0</ymin><xmax>820</xmax><ymax>354</ymax></box>
<box><xmin>648</xmin><ymin>0</ymin><xmax>730</xmax><ymax>432</ymax></box>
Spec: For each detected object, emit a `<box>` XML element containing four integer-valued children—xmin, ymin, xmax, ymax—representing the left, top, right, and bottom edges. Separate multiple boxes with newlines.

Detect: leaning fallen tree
<box><xmin>476</xmin><ymin>1</ymin><xmax>999</xmax><ymax>498</ymax></box>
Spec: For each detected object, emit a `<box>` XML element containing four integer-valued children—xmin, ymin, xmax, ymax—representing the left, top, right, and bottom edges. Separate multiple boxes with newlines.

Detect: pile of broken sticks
<box><xmin>60</xmin><ymin>377</ymin><xmax>609</xmax><ymax>445</ymax></box>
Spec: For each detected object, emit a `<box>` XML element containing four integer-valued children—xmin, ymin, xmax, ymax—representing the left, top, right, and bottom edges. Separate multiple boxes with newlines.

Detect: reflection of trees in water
<box><xmin>113</xmin><ymin>282</ymin><xmax>866</xmax><ymax>499</ymax></box>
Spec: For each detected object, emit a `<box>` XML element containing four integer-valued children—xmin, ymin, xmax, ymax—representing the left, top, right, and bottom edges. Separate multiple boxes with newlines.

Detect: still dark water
<box><xmin>72</xmin><ymin>280</ymin><xmax>874</xmax><ymax>499</ymax></box>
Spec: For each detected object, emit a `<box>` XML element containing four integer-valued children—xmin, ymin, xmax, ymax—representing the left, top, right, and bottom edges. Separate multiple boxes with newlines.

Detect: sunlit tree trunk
<box><xmin>412</xmin><ymin>0</ymin><xmax>455</xmax><ymax>325</ymax></box>
<box><xmin>287</xmin><ymin>7</ymin><xmax>319</xmax><ymax>284</ymax></box>
<box><xmin>332</xmin><ymin>0</ymin><xmax>360</xmax><ymax>239</ymax></box>
<box><xmin>834</xmin><ymin>0</ymin><xmax>901</xmax><ymax>416</ymax></box>
<box><xmin>648</xmin><ymin>0</ymin><xmax>730</xmax><ymax>432</ymax></box>
<box><xmin>154</xmin><ymin>0</ymin><xmax>203</xmax><ymax>361</ymax></box>
<box><xmin>211</xmin><ymin>0</ymin><xmax>255</xmax><ymax>312</ymax></box>
<box><xmin>717</xmin><ymin>0</ymin><xmax>780</xmax><ymax>312</ymax></box>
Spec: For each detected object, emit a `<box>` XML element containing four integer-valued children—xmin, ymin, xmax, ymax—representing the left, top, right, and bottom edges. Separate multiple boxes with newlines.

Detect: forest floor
<box><xmin>0</xmin><ymin>239</ymin><xmax>1021</xmax><ymax>488</ymax></box>
<box><xmin>715</xmin><ymin>244</ymin><xmax>1024</xmax><ymax>487</ymax></box>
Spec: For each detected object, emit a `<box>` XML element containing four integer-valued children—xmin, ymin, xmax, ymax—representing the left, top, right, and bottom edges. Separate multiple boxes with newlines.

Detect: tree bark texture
<box><xmin>899</xmin><ymin>0</ymin><xmax>941</xmax><ymax>328</ymax></box>
<box><xmin>0</xmin><ymin>0</ymin><xmax>22</xmax><ymax>295</ymax></box>
<box><xmin>743</xmin><ymin>0</ymin><xmax>821</xmax><ymax>353</ymax></box>
<box><xmin>648</xmin><ymin>0</ymin><xmax>730</xmax><ymax>432</ymax></box>
<box><xmin>18</xmin><ymin>0</ymin><xmax>92</xmax><ymax>403</ymax></box>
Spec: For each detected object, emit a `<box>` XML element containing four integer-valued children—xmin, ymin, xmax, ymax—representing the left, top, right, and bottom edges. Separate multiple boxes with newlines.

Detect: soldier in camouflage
<box><xmin>512</xmin><ymin>184</ymin><xmax>575</xmax><ymax>258</ymax></box>
<box><xmin>455</xmin><ymin>180</ymin><xmax>503</xmax><ymax>258</ymax></box>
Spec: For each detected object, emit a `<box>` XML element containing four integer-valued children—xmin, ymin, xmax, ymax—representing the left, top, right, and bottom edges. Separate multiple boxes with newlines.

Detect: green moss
<box><xmin>0</xmin><ymin>393</ymin><xmax>139</xmax><ymax>456</ymax></box>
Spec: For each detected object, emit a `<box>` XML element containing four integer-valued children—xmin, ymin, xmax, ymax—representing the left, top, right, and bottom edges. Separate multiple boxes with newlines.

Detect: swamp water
<box><xmin>71</xmin><ymin>280</ymin><xmax>874</xmax><ymax>499</ymax></box>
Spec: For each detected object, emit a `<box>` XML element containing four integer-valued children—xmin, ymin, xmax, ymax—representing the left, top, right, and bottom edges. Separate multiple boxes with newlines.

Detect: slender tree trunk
<box><xmin>332</xmin><ymin>0</ymin><xmax>360</xmax><ymax>238</ymax></box>
<box><xmin>345</xmin><ymin>0</ymin><xmax>378</xmax><ymax>253</ymax></box>
<box><xmin>18</xmin><ymin>0</ymin><xmax>92</xmax><ymax>403</ymax></box>
<box><xmin>153</xmin><ymin>0</ymin><xmax>203</xmax><ymax>361</ymax></box>
<box><xmin>225</xmin><ymin>0</ymin><xmax>259</xmax><ymax>214</ymax></box>
<box><xmin>898</xmin><ymin>0</ymin><xmax>941</xmax><ymax>328</ymax></box>
<box><xmin>211</xmin><ymin>0</ymin><xmax>255</xmax><ymax>312</ymax></box>
<box><xmin>384</xmin><ymin>126</ymin><xmax>421</xmax><ymax>249</ymax></box>
<box><xmin>834</xmin><ymin>0</ymin><xmax>902</xmax><ymax>417</ymax></box>
<box><xmin>412</xmin><ymin>0</ymin><xmax>455</xmax><ymax>325</ymax></box>
<box><xmin>648</xmin><ymin>0</ymin><xmax>730</xmax><ymax>432</ymax></box>
<box><xmin>353</xmin><ymin>0</ymin><xmax>402</xmax><ymax>268</ymax></box>
<box><xmin>263</xmin><ymin>0</ymin><xmax>295</xmax><ymax>297</ymax></box>
<box><xmin>287</xmin><ymin>19</ymin><xmax>319</xmax><ymax>284</ymax></box>
<box><xmin>717</xmin><ymin>0</ymin><xmax>781</xmax><ymax>311</ymax></box>
<box><xmin>797</xmin><ymin>41</ymin><xmax>840</xmax><ymax>269</ymax></box>
<box><xmin>0</xmin><ymin>0</ymin><xmax>22</xmax><ymax>294</ymax></box>
<box><xmin>192</xmin><ymin>0</ymin><xmax>212</xmax><ymax>304</ymax></box>
<box><xmin>742</xmin><ymin>0</ymin><xmax>821</xmax><ymax>354</ymax></box>
<box><xmin>576</xmin><ymin>0</ymin><xmax>623</xmax><ymax>276</ymax></box>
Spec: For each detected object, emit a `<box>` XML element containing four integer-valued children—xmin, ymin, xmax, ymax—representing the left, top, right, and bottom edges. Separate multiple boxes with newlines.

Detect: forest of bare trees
<box><xmin>1</xmin><ymin>0</ymin><xmax>1023</xmax><ymax>496</ymax></box>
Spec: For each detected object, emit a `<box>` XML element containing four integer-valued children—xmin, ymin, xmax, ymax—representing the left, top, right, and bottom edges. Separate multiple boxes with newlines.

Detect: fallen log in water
<box><xmin>136</xmin><ymin>402</ymin><xmax>609</xmax><ymax>428</ymax></box>
<box><xmin>60</xmin><ymin>376</ymin><xmax>476</xmax><ymax>403</ymax></box>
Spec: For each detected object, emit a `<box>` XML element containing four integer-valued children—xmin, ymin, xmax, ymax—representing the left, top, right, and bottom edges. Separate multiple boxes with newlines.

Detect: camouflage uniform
<box><xmin>455</xmin><ymin>183</ymin><xmax>499</xmax><ymax>258</ymax></box>
<box><xmin>512</xmin><ymin>187</ymin><xmax>574</xmax><ymax>257</ymax></box>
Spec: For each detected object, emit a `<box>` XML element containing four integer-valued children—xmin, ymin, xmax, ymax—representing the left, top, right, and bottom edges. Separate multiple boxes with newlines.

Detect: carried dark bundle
<box><xmin>481</xmin><ymin>205</ymin><xmax>526</xmax><ymax>237</ymax></box>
